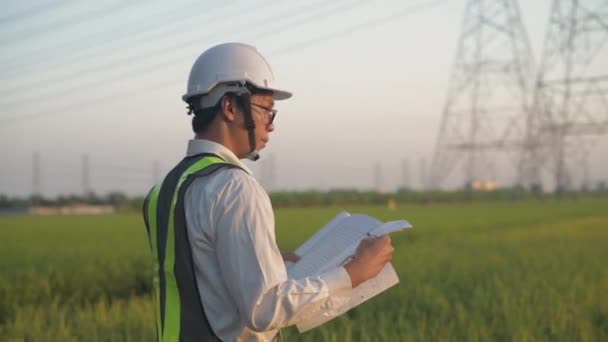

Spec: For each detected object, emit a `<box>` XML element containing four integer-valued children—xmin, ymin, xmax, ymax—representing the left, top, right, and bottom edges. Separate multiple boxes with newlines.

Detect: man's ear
<box><xmin>220</xmin><ymin>95</ymin><xmax>237</xmax><ymax>122</ymax></box>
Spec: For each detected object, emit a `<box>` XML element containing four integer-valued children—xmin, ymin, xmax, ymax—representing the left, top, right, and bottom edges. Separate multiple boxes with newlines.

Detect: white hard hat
<box><xmin>182</xmin><ymin>42</ymin><xmax>292</xmax><ymax>108</ymax></box>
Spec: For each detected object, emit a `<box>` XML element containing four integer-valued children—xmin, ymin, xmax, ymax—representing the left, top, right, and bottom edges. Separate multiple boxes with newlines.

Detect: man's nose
<box><xmin>268</xmin><ymin>123</ymin><xmax>275</xmax><ymax>132</ymax></box>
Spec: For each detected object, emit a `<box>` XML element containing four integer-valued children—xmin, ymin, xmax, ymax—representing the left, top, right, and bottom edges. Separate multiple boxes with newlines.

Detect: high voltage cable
<box><xmin>269</xmin><ymin>0</ymin><xmax>446</xmax><ymax>55</ymax></box>
<box><xmin>0</xmin><ymin>0</ymin><xmax>75</xmax><ymax>25</ymax></box>
<box><xmin>0</xmin><ymin>0</ymin><xmax>149</xmax><ymax>45</ymax></box>
<box><xmin>0</xmin><ymin>0</ymin><xmax>363</xmax><ymax>106</ymax></box>
<box><xmin>1</xmin><ymin>0</ymin><xmax>443</xmax><ymax>120</ymax></box>
<box><xmin>0</xmin><ymin>0</ymin><xmax>243</xmax><ymax>97</ymax></box>
<box><xmin>0</xmin><ymin>0</ymin><xmax>239</xmax><ymax>74</ymax></box>
<box><xmin>0</xmin><ymin>0</ymin><xmax>339</xmax><ymax>99</ymax></box>
<box><xmin>0</xmin><ymin>77</ymin><xmax>181</xmax><ymax>125</ymax></box>
<box><xmin>0</xmin><ymin>0</ymin><xmax>447</xmax><ymax>125</ymax></box>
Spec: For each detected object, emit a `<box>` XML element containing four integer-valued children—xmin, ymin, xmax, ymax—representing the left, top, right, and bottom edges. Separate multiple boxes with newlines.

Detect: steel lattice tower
<box><xmin>430</xmin><ymin>0</ymin><xmax>535</xmax><ymax>189</ymax></box>
<box><xmin>523</xmin><ymin>0</ymin><xmax>608</xmax><ymax>191</ymax></box>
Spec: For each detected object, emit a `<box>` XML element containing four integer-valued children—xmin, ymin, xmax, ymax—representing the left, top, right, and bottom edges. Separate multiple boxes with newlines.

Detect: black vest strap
<box><xmin>144</xmin><ymin>153</ymin><xmax>242</xmax><ymax>341</ymax></box>
<box><xmin>174</xmin><ymin>162</ymin><xmax>238</xmax><ymax>341</ymax></box>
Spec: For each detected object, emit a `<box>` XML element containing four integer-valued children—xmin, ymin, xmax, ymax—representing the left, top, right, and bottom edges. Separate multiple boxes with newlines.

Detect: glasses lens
<box><xmin>252</xmin><ymin>103</ymin><xmax>276</xmax><ymax>125</ymax></box>
<box><xmin>269</xmin><ymin>110</ymin><xmax>276</xmax><ymax>124</ymax></box>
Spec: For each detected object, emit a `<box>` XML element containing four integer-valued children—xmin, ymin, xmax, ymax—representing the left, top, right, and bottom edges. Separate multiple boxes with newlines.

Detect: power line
<box><xmin>0</xmin><ymin>0</ymin><xmax>446</xmax><ymax>125</ymax></box>
<box><xmin>0</xmin><ymin>0</ymin><xmax>367</xmax><ymax>108</ymax></box>
<box><xmin>0</xmin><ymin>0</ymin><xmax>337</xmax><ymax>82</ymax></box>
<box><xmin>0</xmin><ymin>77</ymin><xmax>180</xmax><ymax>124</ymax></box>
<box><xmin>270</xmin><ymin>0</ymin><xmax>446</xmax><ymax>55</ymax></box>
<box><xmin>0</xmin><ymin>0</ymin><xmax>354</xmax><ymax>105</ymax></box>
<box><xmin>0</xmin><ymin>0</ymin><xmax>75</xmax><ymax>25</ymax></box>
<box><xmin>0</xmin><ymin>0</ymin><xmax>239</xmax><ymax>75</ymax></box>
<box><xmin>0</xmin><ymin>0</ymin><xmax>148</xmax><ymax>45</ymax></box>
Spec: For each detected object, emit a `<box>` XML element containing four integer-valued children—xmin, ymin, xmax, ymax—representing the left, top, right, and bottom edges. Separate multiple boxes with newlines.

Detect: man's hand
<box><xmin>281</xmin><ymin>251</ymin><xmax>301</xmax><ymax>263</ymax></box>
<box><xmin>343</xmin><ymin>235</ymin><xmax>394</xmax><ymax>288</ymax></box>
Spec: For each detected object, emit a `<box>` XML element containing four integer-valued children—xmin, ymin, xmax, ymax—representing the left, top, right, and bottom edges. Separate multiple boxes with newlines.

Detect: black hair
<box><xmin>188</xmin><ymin>83</ymin><xmax>273</xmax><ymax>134</ymax></box>
<box><xmin>190</xmin><ymin>98</ymin><xmax>222</xmax><ymax>134</ymax></box>
<box><xmin>189</xmin><ymin>93</ymin><xmax>244</xmax><ymax>134</ymax></box>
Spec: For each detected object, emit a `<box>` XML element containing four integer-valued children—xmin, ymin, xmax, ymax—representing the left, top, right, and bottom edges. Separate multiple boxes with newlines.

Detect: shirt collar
<box><xmin>186</xmin><ymin>139</ymin><xmax>253</xmax><ymax>175</ymax></box>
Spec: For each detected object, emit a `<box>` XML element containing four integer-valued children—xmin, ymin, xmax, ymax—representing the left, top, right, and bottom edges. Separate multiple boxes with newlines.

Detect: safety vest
<box><xmin>143</xmin><ymin>153</ymin><xmax>238</xmax><ymax>342</ymax></box>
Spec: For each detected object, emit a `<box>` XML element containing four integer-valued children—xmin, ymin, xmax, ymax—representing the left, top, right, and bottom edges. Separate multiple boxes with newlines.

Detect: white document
<box><xmin>286</xmin><ymin>211</ymin><xmax>412</xmax><ymax>332</ymax></box>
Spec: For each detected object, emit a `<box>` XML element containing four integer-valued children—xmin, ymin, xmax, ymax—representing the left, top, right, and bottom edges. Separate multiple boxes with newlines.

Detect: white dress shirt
<box><xmin>183</xmin><ymin>139</ymin><xmax>353</xmax><ymax>342</ymax></box>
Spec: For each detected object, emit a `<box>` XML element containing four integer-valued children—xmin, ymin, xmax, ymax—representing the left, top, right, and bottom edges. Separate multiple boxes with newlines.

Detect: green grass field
<box><xmin>1</xmin><ymin>198</ymin><xmax>607</xmax><ymax>341</ymax></box>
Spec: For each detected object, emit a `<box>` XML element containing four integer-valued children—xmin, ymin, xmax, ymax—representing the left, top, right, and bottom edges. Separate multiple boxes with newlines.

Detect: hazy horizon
<box><xmin>2</xmin><ymin>0</ymin><xmax>607</xmax><ymax>197</ymax></box>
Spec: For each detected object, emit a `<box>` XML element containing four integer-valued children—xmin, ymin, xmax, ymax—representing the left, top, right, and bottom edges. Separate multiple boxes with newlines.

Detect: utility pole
<box><xmin>401</xmin><ymin>159</ymin><xmax>410</xmax><ymax>190</ymax></box>
<box><xmin>373</xmin><ymin>162</ymin><xmax>383</xmax><ymax>193</ymax></box>
<box><xmin>419</xmin><ymin>157</ymin><xmax>428</xmax><ymax>191</ymax></box>
<box><xmin>32</xmin><ymin>151</ymin><xmax>41</xmax><ymax>198</ymax></box>
<box><xmin>82</xmin><ymin>154</ymin><xmax>91</xmax><ymax>197</ymax></box>
<box><xmin>430</xmin><ymin>0</ymin><xmax>535</xmax><ymax>189</ymax></box>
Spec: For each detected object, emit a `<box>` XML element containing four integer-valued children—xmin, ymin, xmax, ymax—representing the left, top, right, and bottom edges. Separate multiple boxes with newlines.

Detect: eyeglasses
<box><xmin>251</xmin><ymin>103</ymin><xmax>277</xmax><ymax>125</ymax></box>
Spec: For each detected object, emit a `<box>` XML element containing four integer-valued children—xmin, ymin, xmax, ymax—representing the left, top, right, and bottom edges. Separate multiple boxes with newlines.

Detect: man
<box><xmin>143</xmin><ymin>42</ymin><xmax>394</xmax><ymax>342</ymax></box>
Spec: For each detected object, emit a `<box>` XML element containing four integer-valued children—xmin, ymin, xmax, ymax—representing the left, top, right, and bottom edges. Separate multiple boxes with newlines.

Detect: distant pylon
<box><xmin>373</xmin><ymin>162</ymin><xmax>383</xmax><ymax>193</ymax></box>
<box><xmin>419</xmin><ymin>158</ymin><xmax>428</xmax><ymax>191</ymax></box>
<box><xmin>82</xmin><ymin>154</ymin><xmax>91</xmax><ymax>196</ymax></box>
<box><xmin>430</xmin><ymin>0</ymin><xmax>535</xmax><ymax>189</ymax></box>
<box><xmin>522</xmin><ymin>0</ymin><xmax>608</xmax><ymax>191</ymax></box>
<box><xmin>401</xmin><ymin>159</ymin><xmax>410</xmax><ymax>190</ymax></box>
<box><xmin>32</xmin><ymin>151</ymin><xmax>41</xmax><ymax>197</ymax></box>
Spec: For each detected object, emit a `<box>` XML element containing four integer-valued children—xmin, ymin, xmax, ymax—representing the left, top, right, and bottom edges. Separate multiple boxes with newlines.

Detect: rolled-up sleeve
<box><xmin>213</xmin><ymin>172</ymin><xmax>352</xmax><ymax>332</ymax></box>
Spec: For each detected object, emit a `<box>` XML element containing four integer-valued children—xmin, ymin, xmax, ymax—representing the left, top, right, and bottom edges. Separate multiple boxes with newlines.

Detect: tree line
<box><xmin>1</xmin><ymin>185</ymin><xmax>607</xmax><ymax>212</ymax></box>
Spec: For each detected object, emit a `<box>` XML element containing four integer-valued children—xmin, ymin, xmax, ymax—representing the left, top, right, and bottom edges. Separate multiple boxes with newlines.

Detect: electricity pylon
<box><xmin>523</xmin><ymin>0</ymin><xmax>608</xmax><ymax>191</ymax></box>
<box><xmin>430</xmin><ymin>0</ymin><xmax>535</xmax><ymax>189</ymax></box>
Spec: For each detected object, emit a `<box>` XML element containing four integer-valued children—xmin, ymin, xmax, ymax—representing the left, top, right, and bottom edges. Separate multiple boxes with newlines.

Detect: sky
<box><xmin>1</xmin><ymin>0</ymin><xmax>607</xmax><ymax>197</ymax></box>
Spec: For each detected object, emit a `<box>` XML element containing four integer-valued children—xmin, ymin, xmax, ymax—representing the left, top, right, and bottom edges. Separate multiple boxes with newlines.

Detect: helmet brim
<box><xmin>269</xmin><ymin>88</ymin><xmax>292</xmax><ymax>101</ymax></box>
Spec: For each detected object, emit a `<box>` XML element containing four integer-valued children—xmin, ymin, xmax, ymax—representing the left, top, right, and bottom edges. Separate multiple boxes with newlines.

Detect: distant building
<box><xmin>468</xmin><ymin>180</ymin><xmax>500</xmax><ymax>191</ymax></box>
<box><xmin>29</xmin><ymin>204</ymin><xmax>115</xmax><ymax>216</ymax></box>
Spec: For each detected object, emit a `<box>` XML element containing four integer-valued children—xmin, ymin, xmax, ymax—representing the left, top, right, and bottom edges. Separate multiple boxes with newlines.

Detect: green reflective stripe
<box><xmin>147</xmin><ymin>183</ymin><xmax>163</xmax><ymax>340</ymax></box>
<box><xmin>163</xmin><ymin>156</ymin><xmax>226</xmax><ymax>342</ymax></box>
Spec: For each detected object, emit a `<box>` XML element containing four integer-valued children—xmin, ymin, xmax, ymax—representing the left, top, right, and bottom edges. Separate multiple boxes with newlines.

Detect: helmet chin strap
<box><xmin>246</xmin><ymin>149</ymin><xmax>260</xmax><ymax>161</ymax></box>
<box><xmin>238</xmin><ymin>93</ymin><xmax>261</xmax><ymax>161</ymax></box>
